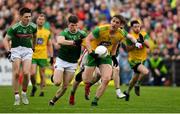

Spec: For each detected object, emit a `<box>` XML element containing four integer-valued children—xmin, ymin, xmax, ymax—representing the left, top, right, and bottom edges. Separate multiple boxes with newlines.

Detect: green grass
<box><xmin>0</xmin><ymin>85</ymin><xmax>180</xmax><ymax>113</ymax></box>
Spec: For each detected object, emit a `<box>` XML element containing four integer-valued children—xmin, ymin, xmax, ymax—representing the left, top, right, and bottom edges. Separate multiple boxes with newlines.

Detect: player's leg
<box><xmin>12</xmin><ymin>58</ymin><xmax>21</xmax><ymax>105</ymax></box>
<box><xmin>30</xmin><ymin>59</ymin><xmax>37</xmax><ymax>97</ymax></box>
<box><xmin>112</xmin><ymin>66</ymin><xmax>125</xmax><ymax>99</ymax></box>
<box><xmin>39</xmin><ymin>67</ymin><xmax>46</xmax><ymax>96</ymax></box>
<box><xmin>89</xmin><ymin>68</ymin><xmax>101</xmax><ymax>87</ymax></box>
<box><xmin>82</xmin><ymin>66</ymin><xmax>95</xmax><ymax>100</ymax></box>
<box><xmin>55</xmin><ymin>71</ymin><xmax>74</xmax><ymax>99</ymax></box>
<box><xmin>49</xmin><ymin>58</ymin><xmax>77</xmax><ymax>106</ymax></box>
<box><xmin>69</xmin><ymin>80</ymin><xmax>81</xmax><ymax>105</ymax></box>
<box><xmin>134</xmin><ymin>64</ymin><xmax>149</xmax><ymax>96</ymax></box>
<box><xmin>124</xmin><ymin>73</ymin><xmax>139</xmax><ymax>101</ymax></box>
<box><xmin>49</xmin><ymin>69</ymin><xmax>63</xmax><ymax>105</ymax></box>
<box><xmin>69</xmin><ymin>67</ymin><xmax>84</xmax><ymax>105</ymax></box>
<box><xmin>50</xmin><ymin>71</ymin><xmax>74</xmax><ymax>106</ymax></box>
<box><xmin>21</xmin><ymin>48</ymin><xmax>33</xmax><ymax>105</ymax></box>
<box><xmin>39</xmin><ymin>59</ymin><xmax>48</xmax><ymax>96</ymax></box>
<box><xmin>123</xmin><ymin>61</ymin><xmax>139</xmax><ymax>101</ymax></box>
<box><xmin>21</xmin><ymin>59</ymin><xmax>32</xmax><ymax>105</ymax></box>
<box><xmin>91</xmin><ymin>64</ymin><xmax>112</xmax><ymax>106</ymax></box>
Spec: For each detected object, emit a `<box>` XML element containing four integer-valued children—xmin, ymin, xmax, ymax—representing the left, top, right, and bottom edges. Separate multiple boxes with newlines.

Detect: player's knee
<box><xmin>101</xmin><ymin>79</ymin><xmax>110</xmax><ymax>85</ymax></box>
<box><xmin>143</xmin><ymin>69</ymin><xmax>149</xmax><ymax>76</ymax></box>
<box><xmin>14</xmin><ymin>73</ymin><xmax>19</xmax><ymax>79</ymax></box>
<box><xmin>23</xmin><ymin>71</ymin><xmax>30</xmax><ymax>76</ymax></box>
<box><xmin>14</xmin><ymin>70</ymin><xmax>20</xmax><ymax>77</ymax></box>
<box><xmin>31</xmin><ymin>72</ymin><xmax>36</xmax><ymax>77</ymax></box>
<box><xmin>54</xmin><ymin>81</ymin><xmax>61</xmax><ymax>86</ymax></box>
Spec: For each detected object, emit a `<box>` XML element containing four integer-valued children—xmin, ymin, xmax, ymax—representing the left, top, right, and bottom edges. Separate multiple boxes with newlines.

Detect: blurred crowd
<box><xmin>0</xmin><ymin>0</ymin><xmax>180</xmax><ymax>85</ymax></box>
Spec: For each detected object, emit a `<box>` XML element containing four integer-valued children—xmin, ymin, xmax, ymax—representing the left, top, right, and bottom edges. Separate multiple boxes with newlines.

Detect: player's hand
<box><xmin>5</xmin><ymin>51</ymin><xmax>11</xmax><ymax>60</ymax></box>
<box><xmin>73</xmin><ymin>39</ymin><xmax>82</xmax><ymax>46</ymax></box>
<box><xmin>50</xmin><ymin>57</ymin><xmax>54</xmax><ymax>65</ymax></box>
<box><xmin>137</xmin><ymin>33</ymin><xmax>144</xmax><ymax>43</ymax></box>
<box><xmin>111</xmin><ymin>55</ymin><xmax>118</xmax><ymax>67</ymax></box>
<box><xmin>135</xmin><ymin>42</ymin><xmax>143</xmax><ymax>49</ymax></box>
<box><xmin>89</xmin><ymin>51</ymin><xmax>99</xmax><ymax>60</ymax></box>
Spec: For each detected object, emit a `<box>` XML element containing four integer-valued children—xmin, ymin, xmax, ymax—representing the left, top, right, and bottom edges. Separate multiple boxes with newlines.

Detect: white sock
<box><xmin>22</xmin><ymin>91</ymin><xmax>26</xmax><ymax>95</ymax></box>
<box><xmin>116</xmin><ymin>88</ymin><xmax>122</xmax><ymax>96</ymax></box>
<box><xmin>15</xmin><ymin>94</ymin><xmax>20</xmax><ymax>99</ymax></box>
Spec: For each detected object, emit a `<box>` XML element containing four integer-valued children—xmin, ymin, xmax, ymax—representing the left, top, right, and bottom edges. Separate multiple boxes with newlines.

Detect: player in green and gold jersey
<box><xmin>30</xmin><ymin>13</ymin><xmax>53</xmax><ymax>97</ymax></box>
<box><xmin>83</xmin><ymin>15</ymin><xmax>143</xmax><ymax>106</ymax></box>
<box><xmin>123</xmin><ymin>20</ymin><xmax>150</xmax><ymax>101</ymax></box>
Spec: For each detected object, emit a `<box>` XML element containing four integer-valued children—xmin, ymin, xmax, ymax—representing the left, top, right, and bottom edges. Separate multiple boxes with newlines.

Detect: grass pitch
<box><xmin>0</xmin><ymin>85</ymin><xmax>180</xmax><ymax>113</ymax></box>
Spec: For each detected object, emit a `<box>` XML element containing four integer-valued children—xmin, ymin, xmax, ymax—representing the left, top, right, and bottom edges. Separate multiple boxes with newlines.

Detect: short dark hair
<box><xmin>68</xmin><ymin>15</ymin><xmax>78</xmax><ymax>24</ymax></box>
<box><xmin>19</xmin><ymin>7</ymin><xmax>32</xmax><ymax>16</ymax></box>
<box><xmin>38</xmin><ymin>13</ymin><xmax>46</xmax><ymax>19</ymax></box>
<box><xmin>112</xmin><ymin>15</ymin><xmax>127</xmax><ymax>25</ymax></box>
<box><xmin>130</xmin><ymin>20</ymin><xmax>140</xmax><ymax>27</ymax></box>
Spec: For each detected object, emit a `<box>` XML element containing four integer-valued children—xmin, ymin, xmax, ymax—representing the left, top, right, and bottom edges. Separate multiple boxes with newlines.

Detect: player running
<box><xmin>69</xmin><ymin>46</ymin><xmax>126</xmax><ymax>105</ymax></box>
<box><xmin>82</xmin><ymin>15</ymin><xmax>143</xmax><ymax>106</ymax></box>
<box><xmin>123</xmin><ymin>20</ymin><xmax>150</xmax><ymax>101</ymax></box>
<box><xmin>48</xmin><ymin>15</ymin><xmax>87</xmax><ymax>106</ymax></box>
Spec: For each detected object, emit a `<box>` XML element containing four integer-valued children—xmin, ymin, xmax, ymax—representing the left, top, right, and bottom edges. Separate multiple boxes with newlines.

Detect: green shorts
<box><xmin>128</xmin><ymin>60</ymin><xmax>146</xmax><ymax>73</ymax></box>
<box><xmin>32</xmin><ymin>59</ymin><xmax>48</xmax><ymax>68</ymax></box>
<box><xmin>128</xmin><ymin>60</ymin><xmax>145</xmax><ymax>68</ymax></box>
<box><xmin>85</xmin><ymin>54</ymin><xmax>112</xmax><ymax>66</ymax></box>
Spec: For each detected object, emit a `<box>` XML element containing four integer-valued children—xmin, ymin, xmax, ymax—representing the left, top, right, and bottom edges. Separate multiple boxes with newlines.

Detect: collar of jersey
<box><xmin>67</xmin><ymin>28</ymin><xmax>79</xmax><ymax>34</ymax></box>
<box><xmin>19</xmin><ymin>21</ymin><xmax>30</xmax><ymax>27</ymax></box>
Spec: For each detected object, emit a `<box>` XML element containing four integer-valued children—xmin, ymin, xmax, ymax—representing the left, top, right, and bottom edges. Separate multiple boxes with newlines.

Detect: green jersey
<box><xmin>58</xmin><ymin>28</ymin><xmax>87</xmax><ymax>63</ymax></box>
<box><xmin>7</xmin><ymin>21</ymin><xmax>37</xmax><ymax>48</ymax></box>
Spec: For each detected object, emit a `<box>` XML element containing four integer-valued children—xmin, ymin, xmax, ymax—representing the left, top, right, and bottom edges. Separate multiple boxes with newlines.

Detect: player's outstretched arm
<box><xmin>57</xmin><ymin>36</ymin><xmax>74</xmax><ymax>45</ymax></box>
<box><xmin>126</xmin><ymin>33</ymin><xmax>142</xmax><ymax>49</ymax></box>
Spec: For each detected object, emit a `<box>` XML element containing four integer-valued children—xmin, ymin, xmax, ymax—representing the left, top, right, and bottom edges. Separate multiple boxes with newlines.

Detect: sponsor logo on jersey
<box><xmin>37</xmin><ymin>38</ymin><xmax>44</xmax><ymax>44</ymax></box>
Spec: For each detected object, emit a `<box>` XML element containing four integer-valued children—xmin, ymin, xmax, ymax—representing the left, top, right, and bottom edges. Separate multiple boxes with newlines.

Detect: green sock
<box><xmin>136</xmin><ymin>80</ymin><xmax>141</xmax><ymax>86</ymax></box>
<box><xmin>93</xmin><ymin>97</ymin><xmax>99</xmax><ymax>102</ymax></box>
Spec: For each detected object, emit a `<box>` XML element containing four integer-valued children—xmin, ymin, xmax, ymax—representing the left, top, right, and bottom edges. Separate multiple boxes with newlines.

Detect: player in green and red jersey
<box><xmin>49</xmin><ymin>15</ymin><xmax>87</xmax><ymax>106</ymax></box>
<box><xmin>3</xmin><ymin>7</ymin><xmax>37</xmax><ymax>105</ymax></box>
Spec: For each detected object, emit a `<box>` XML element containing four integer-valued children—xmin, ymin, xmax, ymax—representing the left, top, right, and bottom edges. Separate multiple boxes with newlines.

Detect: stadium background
<box><xmin>0</xmin><ymin>0</ymin><xmax>180</xmax><ymax>113</ymax></box>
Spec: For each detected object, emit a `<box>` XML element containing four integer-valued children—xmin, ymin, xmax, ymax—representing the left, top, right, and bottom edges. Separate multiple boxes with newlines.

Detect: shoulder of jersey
<box><xmin>98</xmin><ymin>24</ymin><xmax>110</xmax><ymax>31</ymax></box>
<box><xmin>63</xmin><ymin>28</ymin><xmax>69</xmax><ymax>33</ymax></box>
<box><xmin>42</xmin><ymin>27</ymin><xmax>51</xmax><ymax>33</ymax></box>
<box><xmin>78</xmin><ymin>29</ymin><xmax>86</xmax><ymax>34</ymax></box>
<box><xmin>29</xmin><ymin>22</ymin><xmax>37</xmax><ymax>29</ymax></box>
<box><xmin>140</xmin><ymin>31</ymin><xmax>147</xmax><ymax>36</ymax></box>
<box><xmin>11</xmin><ymin>22</ymin><xmax>20</xmax><ymax>29</ymax></box>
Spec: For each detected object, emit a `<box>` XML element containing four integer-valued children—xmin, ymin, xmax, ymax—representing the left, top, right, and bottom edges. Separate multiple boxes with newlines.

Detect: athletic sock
<box><xmin>71</xmin><ymin>91</ymin><xmax>75</xmax><ymax>96</ymax></box>
<box><xmin>15</xmin><ymin>93</ymin><xmax>20</xmax><ymax>98</ymax></box>
<box><xmin>136</xmin><ymin>80</ymin><xmax>141</xmax><ymax>86</ymax></box>
<box><xmin>22</xmin><ymin>91</ymin><xmax>26</xmax><ymax>95</ymax></box>
<box><xmin>116</xmin><ymin>88</ymin><xmax>122</xmax><ymax>96</ymax></box>
<box><xmin>52</xmin><ymin>96</ymin><xmax>59</xmax><ymax>103</ymax></box>
<box><xmin>92</xmin><ymin>96</ymin><xmax>99</xmax><ymax>103</ymax></box>
<box><xmin>22</xmin><ymin>87</ymin><xmax>27</xmax><ymax>93</ymax></box>
<box><xmin>127</xmin><ymin>86</ymin><xmax>133</xmax><ymax>94</ymax></box>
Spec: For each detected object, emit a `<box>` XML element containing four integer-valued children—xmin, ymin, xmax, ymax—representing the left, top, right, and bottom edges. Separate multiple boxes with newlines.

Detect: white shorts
<box><xmin>10</xmin><ymin>46</ymin><xmax>33</xmax><ymax>62</ymax></box>
<box><xmin>54</xmin><ymin>57</ymin><xmax>78</xmax><ymax>73</ymax></box>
